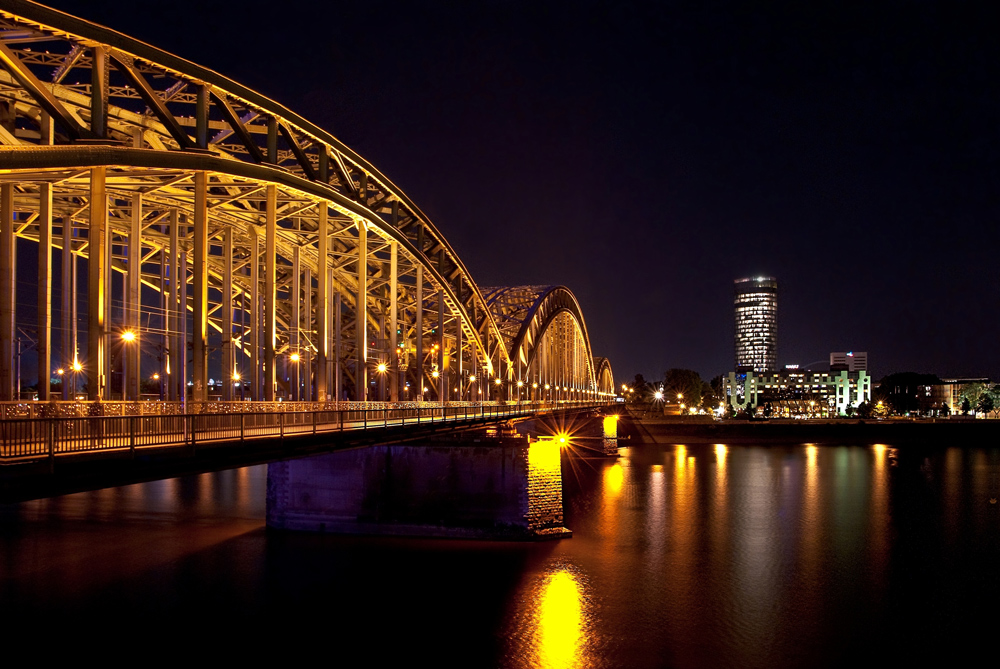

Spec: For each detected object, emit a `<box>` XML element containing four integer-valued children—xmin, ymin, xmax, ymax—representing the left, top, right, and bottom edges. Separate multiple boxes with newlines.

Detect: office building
<box><xmin>734</xmin><ymin>277</ymin><xmax>778</xmax><ymax>372</ymax></box>
<box><xmin>830</xmin><ymin>351</ymin><xmax>868</xmax><ymax>371</ymax></box>
<box><xmin>724</xmin><ymin>369</ymin><xmax>873</xmax><ymax>416</ymax></box>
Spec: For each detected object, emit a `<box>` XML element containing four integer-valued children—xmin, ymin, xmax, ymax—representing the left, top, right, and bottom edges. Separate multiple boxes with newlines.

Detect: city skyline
<box><xmin>28</xmin><ymin>0</ymin><xmax>1000</xmax><ymax>383</ymax></box>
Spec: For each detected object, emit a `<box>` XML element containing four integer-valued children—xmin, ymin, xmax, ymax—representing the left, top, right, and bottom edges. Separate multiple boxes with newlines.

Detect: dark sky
<box><xmin>42</xmin><ymin>0</ymin><xmax>1000</xmax><ymax>382</ymax></box>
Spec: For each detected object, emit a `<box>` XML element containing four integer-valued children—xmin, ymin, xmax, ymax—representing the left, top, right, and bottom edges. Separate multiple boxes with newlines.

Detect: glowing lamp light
<box><xmin>377</xmin><ymin>362</ymin><xmax>388</xmax><ymax>373</ymax></box>
<box><xmin>153</xmin><ymin>373</ymin><xmax>160</xmax><ymax>380</ymax></box>
<box><xmin>121</xmin><ymin>330</ymin><xmax>136</xmax><ymax>342</ymax></box>
<box><xmin>72</xmin><ymin>361</ymin><xmax>82</xmax><ymax>372</ymax></box>
<box><xmin>545</xmin><ymin>384</ymin><xmax>550</xmax><ymax>390</ymax></box>
<box><xmin>290</xmin><ymin>352</ymin><xmax>300</xmax><ymax>363</ymax></box>
<box><xmin>495</xmin><ymin>378</ymin><xmax>502</xmax><ymax>385</ymax></box>
<box><xmin>469</xmin><ymin>375</ymin><xmax>476</xmax><ymax>382</ymax></box>
<box><xmin>517</xmin><ymin>380</ymin><xmax>524</xmax><ymax>388</ymax></box>
<box><xmin>654</xmin><ymin>391</ymin><xmax>663</xmax><ymax>401</ymax></box>
<box><xmin>232</xmin><ymin>372</ymin><xmax>241</xmax><ymax>381</ymax></box>
<box><xmin>56</xmin><ymin>368</ymin><xmax>64</xmax><ymax>375</ymax></box>
<box><xmin>432</xmin><ymin>370</ymin><xmax>440</xmax><ymax>378</ymax></box>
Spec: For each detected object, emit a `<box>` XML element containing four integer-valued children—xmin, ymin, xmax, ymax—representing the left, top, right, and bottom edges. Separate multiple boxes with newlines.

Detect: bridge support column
<box><xmin>389</xmin><ymin>240</ymin><xmax>398</xmax><ymax>403</ymax></box>
<box><xmin>87</xmin><ymin>167</ymin><xmax>107</xmax><ymax>401</ymax></box>
<box><xmin>438</xmin><ymin>290</ymin><xmax>445</xmax><ymax>403</ymax></box>
<box><xmin>168</xmin><ymin>209</ymin><xmax>179</xmax><ymax>402</ymax></box>
<box><xmin>61</xmin><ymin>211</ymin><xmax>73</xmax><ymax>400</ymax></box>
<box><xmin>264</xmin><ymin>184</ymin><xmax>276</xmax><ymax>402</ymax></box>
<box><xmin>456</xmin><ymin>313</ymin><xmax>462</xmax><ymax>402</ymax></box>
<box><xmin>222</xmin><ymin>227</ymin><xmax>233</xmax><ymax>401</ymax></box>
<box><xmin>334</xmin><ymin>289</ymin><xmax>341</xmax><ymax>402</ymax></box>
<box><xmin>355</xmin><ymin>221</ymin><xmax>367</xmax><ymax>402</ymax></box>
<box><xmin>250</xmin><ymin>232</ymin><xmax>259</xmax><ymax>401</ymax></box>
<box><xmin>37</xmin><ymin>181</ymin><xmax>52</xmax><ymax>401</ymax></box>
<box><xmin>415</xmin><ymin>265</ymin><xmax>423</xmax><ymax>401</ymax></box>
<box><xmin>127</xmin><ymin>192</ymin><xmax>141</xmax><ymax>401</ymax></box>
<box><xmin>0</xmin><ymin>183</ymin><xmax>15</xmax><ymax>401</ymax></box>
<box><xmin>291</xmin><ymin>245</ymin><xmax>301</xmax><ymax>401</ymax></box>
<box><xmin>316</xmin><ymin>208</ymin><xmax>328</xmax><ymax>401</ymax></box>
<box><xmin>179</xmin><ymin>234</ymin><xmax>188</xmax><ymax>405</ymax></box>
<box><xmin>304</xmin><ymin>266</ymin><xmax>312</xmax><ymax>401</ymax></box>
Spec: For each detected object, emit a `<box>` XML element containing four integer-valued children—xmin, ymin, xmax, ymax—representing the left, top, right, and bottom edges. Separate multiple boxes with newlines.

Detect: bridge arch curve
<box><xmin>0</xmin><ymin>1</ymin><xmax>612</xmax><ymax>405</ymax></box>
<box><xmin>484</xmin><ymin>286</ymin><xmax>613</xmax><ymax>401</ymax></box>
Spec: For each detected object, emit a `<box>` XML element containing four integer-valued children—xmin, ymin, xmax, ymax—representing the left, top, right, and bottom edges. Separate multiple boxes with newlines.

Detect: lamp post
<box><xmin>120</xmin><ymin>330</ymin><xmax>136</xmax><ymax>401</ymax></box>
<box><xmin>289</xmin><ymin>351</ymin><xmax>300</xmax><ymax>401</ymax></box>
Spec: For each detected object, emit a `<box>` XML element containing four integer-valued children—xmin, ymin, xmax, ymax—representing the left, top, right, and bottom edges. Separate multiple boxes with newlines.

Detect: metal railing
<box><xmin>0</xmin><ymin>401</ymin><xmax>610</xmax><ymax>463</ymax></box>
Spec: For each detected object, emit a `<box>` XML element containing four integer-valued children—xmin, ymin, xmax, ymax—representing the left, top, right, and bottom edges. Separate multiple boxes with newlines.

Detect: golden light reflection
<box><xmin>604</xmin><ymin>462</ymin><xmax>623</xmax><ymax>498</ymax></box>
<box><xmin>714</xmin><ymin>443</ymin><xmax>727</xmax><ymax>468</ymax></box>
<box><xmin>534</xmin><ymin>569</ymin><xmax>586</xmax><ymax>668</ymax></box>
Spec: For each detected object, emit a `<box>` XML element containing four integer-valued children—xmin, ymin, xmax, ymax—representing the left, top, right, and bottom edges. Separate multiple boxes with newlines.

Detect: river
<box><xmin>2</xmin><ymin>439</ymin><xmax>999</xmax><ymax>666</ymax></box>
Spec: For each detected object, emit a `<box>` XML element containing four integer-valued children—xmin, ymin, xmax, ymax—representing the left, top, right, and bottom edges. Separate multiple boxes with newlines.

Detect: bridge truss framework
<box><xmin>0</xmin><ymin>0</ymin><xmax>615</xmax><ymax>408</ymax></box>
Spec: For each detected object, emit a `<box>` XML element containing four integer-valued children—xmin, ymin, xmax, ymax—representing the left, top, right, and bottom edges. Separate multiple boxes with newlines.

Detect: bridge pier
<box><xmin>266</xmin><ymin>435</ymin><xmax>571</xmax><ymax>540</ymax></box>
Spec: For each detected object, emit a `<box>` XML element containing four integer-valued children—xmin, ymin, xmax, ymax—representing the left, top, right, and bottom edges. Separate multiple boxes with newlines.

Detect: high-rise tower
<box><xmin>734</xmin><ymin>277</ymin><xmax>777</xmax><ymax>372</ymax></box>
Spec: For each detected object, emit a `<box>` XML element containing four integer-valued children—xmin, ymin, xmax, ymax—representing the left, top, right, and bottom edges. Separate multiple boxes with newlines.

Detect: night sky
<box><xmin>39</xmin><ymin>0</ymin><xmax>1000</xmax><ymax>383</ymax></box>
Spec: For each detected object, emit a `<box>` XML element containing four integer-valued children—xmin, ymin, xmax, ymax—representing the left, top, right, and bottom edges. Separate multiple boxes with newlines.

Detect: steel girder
<box><xmin>0</xmin><ymin>1</ymin><xmax>613</xmax><ymax>402</ymax></box>
<box><xmin>484</xmin><ymin>285</ymin><xmax>612</xmax><ymax>395</ymax></box>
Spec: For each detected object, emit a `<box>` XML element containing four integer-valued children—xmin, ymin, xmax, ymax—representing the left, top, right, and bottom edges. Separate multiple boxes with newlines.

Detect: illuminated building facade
<box><xmin>734</xmin><ymin>277</ymin><xmax>778</xmax><ymax>372</ymax></box>
<box><xmin>724</xmin><ymin>369</ymin><xmax>873</xmax><ymax>416</ymax></box>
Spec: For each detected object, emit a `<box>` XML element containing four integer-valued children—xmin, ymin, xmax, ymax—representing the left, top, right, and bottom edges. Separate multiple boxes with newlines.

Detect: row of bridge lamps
<box><xmin>50</xmin><ymin>329</ymin><xmax>614</xmax><ymax>402</ymax></box>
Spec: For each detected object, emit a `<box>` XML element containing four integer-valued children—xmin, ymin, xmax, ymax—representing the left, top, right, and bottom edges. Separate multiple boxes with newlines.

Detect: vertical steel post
<box><xmin>415</xmin><ymin>265</ymin><xmax>423</xmax><ymax>401</ymax></box>
<box><xmin>167</xmin><ymin>209</ymin><xmax>179</xmax><ymax>401</ymax></box>
<box><xmin>355</xmin><ymin>221</ymin><xmax>367</xmax><ymax>401</ymax></box>
<box><xmin>61</xmin><ymin>214</ymin><xmax>72</xmax><ymax>400</ymax></box>
<box><xmin>127</xmin><ymin>192</ymin><xmax>141</xmax><ymax>401</ymax></box>
<box><xmin>389</xmin><ymin>240</ymin><xmax>398</xmax><ymax>402</ymax></box>
<box><xmin>222</xmin><ymin>227</ymin><xmax>233</xmax><ymax>401</ymax></box>
<box><xmin>334</xmin><ymin>289</ymin><xmax>341</xmax><ymax>403</ymax></box>
<box><xmin>316</xmin><ymin>207</ymin><xmax>328</xmax><ymax>401</ymax></box>
<box><xmin>38</xmin><ymin>180</ymin><xmax>52</xmax><ymax>401</ymax></box>
<box><xmin>87</xmin><ymin>169</ymin><xmax>107</xmax><ymax>400</ymax></box>
<box><xmin>0</xmin><ymin>183</ymin><xmax>14</xmax><ymax>401</ymax></box>
<box><xmin>291</xmin><ymin>245</ymin><xmax>300</xmax><ymax>401</ymax></box>
<box><xmin>192</xmin><ymin>172</ymin><xmax>208</xmax><ymax>402</ymax></box>
<box><xmin>437</xmin><ymin>290</ymin><xmax>445</xmax><ymax>403</ymax></box>
<box><xmin>179</xmin><ymin>237</ymin><xmax>188</xmax><ymax>405</ymax></box>
<box><xmin>250</xmin><ymin>232</ymin><xmax>259</xmax><ymax>401</ymax></box>
<box><xmin>264</xmin><ymin>185</ymin><xmax>276</xmax><ymax>401</ymax></box>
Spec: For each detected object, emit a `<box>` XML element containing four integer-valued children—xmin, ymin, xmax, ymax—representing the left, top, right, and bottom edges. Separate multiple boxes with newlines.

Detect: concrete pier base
<box><xmin>266</xmin><ymin>436</ymin><xmax>571</xmax><ymax>540</ymax></box>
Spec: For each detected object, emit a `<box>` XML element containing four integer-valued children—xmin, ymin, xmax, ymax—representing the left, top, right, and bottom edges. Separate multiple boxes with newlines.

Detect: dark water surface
<box><xmin>3</xmin><ymin>441</ymin><xmax>1000</xmax><ymax>666</ymax></box>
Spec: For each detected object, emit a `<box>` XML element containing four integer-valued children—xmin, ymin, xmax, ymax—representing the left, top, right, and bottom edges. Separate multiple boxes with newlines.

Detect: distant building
<box><xmin>734</xmin><ymin>277</ymin><xmax>778</xmax><ymax>372</ymax></box>
<box><xmin>830</xmin><ymin>351</ymin><xmax>868</xmax><ymax>371</ymax></box>
<box><xmin>724</xmin><ymin>369</ymin><xmax>873</xmax><ymax>416</ymax></box>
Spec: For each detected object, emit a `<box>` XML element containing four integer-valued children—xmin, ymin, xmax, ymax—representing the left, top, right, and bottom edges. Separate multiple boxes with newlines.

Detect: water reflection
<box><xmin>534</xmin><ymin>568</ymin><xmax>588</xmax><ymax>668</ymax></box>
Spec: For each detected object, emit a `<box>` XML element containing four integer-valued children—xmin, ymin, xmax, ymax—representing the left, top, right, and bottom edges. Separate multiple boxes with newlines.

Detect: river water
<box><xmin>2</xmin><ymin>439</ymin><xmax>999</xmax><ymax>666</ymax></box>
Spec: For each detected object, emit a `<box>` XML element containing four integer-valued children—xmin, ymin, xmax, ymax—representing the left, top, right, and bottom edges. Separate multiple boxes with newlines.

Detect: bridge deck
<box><xmin>0</xmin><ymin>401</ymin><xmax>609</xmax><ymax>502</ymax></box>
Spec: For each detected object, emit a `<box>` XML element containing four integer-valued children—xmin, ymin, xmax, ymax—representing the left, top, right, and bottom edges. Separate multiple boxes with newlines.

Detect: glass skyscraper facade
<box><xmin>734</xmin><ymin>277</ymin><xmax>777</xmax><ymax>372</ymax></box>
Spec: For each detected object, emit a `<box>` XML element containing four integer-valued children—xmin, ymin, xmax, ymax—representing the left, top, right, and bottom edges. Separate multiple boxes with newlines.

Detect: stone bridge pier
<box><xmin>266</xmin><ymin>434</ymin><xmax>571</xmax><ymax>540</ymax></box>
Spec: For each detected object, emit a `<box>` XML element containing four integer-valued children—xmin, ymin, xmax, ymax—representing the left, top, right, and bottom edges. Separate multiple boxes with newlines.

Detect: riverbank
<box><xmin>620</xmin><ymin>415</ymin><xmax>1000</xmax><ymax>444</ymax></box>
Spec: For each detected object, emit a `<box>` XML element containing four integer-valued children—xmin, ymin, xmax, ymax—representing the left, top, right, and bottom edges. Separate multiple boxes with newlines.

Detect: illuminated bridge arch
<box><xmin>484</xmin><ymin>286</ymin><xmax>613</xmax><ymax>401</ymax></box>
<box><xmin>0</xmin><ymin>1</ymin><xmax>611</xmax><ymax>405</ymax></box>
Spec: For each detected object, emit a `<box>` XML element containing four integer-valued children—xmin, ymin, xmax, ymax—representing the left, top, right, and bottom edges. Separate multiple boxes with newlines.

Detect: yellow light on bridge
<box><xmin>495</xmin><ymin>378</ymin><xmax>502</xmax><ymax>385</ymax></box>
<box><xmin>377</xmin><ymin>362</ymin><xmax>388</xmax><ymax>373</ymax></box>
<box><xmin>121</xmin><ymin>330</ymin><xmax>136</xmax><ymax>343</ymax></box>
<box><xmin>469</xmin><ymin>375</ymin><xmax>476</xmax><ymax>382</ymax></box>
<box><xmin>432</xmin><ymin>370</ymin><xmax>440</xmax><ymax>378</ymax></box>
<box><xmin>72</xmin><ymin>361</ymin><xmax>82</xmax><ymax>372</ymax></box>
<box><xmin>56</xmin><ymin>368</ymin><xmax>64</xmax><ymax>375</ymax></box>
<box><xmin>517</xmin><ymin>380</ymin><xmax>524</xmax><ymax>388</ymax></box>
<box><xmin>290</xmin><ymin>352</ymin><xmax>300</xmax><ymax>363</ymax></box>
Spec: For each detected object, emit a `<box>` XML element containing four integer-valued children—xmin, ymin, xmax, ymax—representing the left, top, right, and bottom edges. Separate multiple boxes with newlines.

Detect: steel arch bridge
<box><xmin>0</xmin><ymin>1</ymin><xmax>615</xmax><ymax>408</ymax></box>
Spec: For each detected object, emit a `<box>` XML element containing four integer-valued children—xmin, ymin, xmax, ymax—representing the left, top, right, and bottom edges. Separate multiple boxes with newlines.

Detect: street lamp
<box><xmin>289</xmin><ymin>352</ymin><xmax>300</xmax><ymax>401</ymax></box>
<box><xmin>120</xmin><ymin>330</ymin><xmax>137</xmax><ymax>401</ymax></box>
